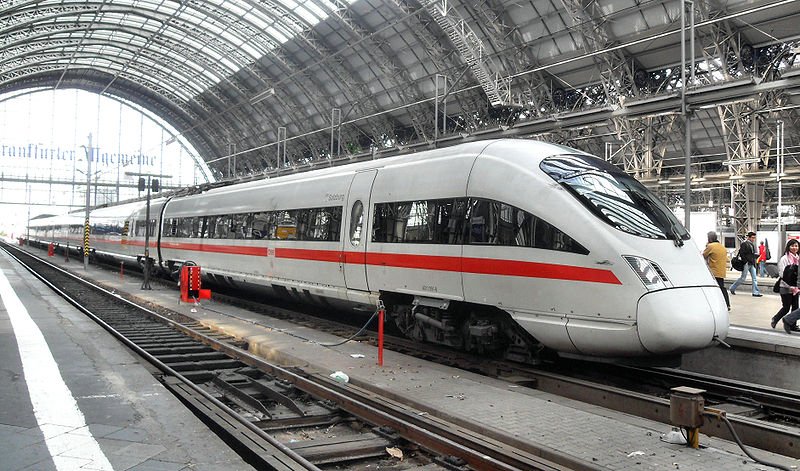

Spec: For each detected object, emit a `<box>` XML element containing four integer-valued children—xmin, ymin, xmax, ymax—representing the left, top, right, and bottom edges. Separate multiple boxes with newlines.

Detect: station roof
<box><xmin>1</xmin><ymin>0</ymin><xmax>799</xmax><ymax>184</ymax></box>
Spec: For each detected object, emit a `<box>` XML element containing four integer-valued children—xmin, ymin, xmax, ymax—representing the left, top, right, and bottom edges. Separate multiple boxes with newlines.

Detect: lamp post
<box><xmin>81</xmin><ymin>134</ymin><xmax>93</xmax><ymax>270</ymax></box>
<box><xmin>126</xmin><ymin>171</ymin><xmax>171</xmax><ymax>289</ymax></box>
<box><xmin>777</xmin><ymin>119</ymin><xmax>785</xmax><ymax>241</ymax></box>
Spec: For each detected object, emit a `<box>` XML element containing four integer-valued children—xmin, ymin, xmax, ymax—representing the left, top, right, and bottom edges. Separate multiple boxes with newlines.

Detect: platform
<box><xmin>0</xmin><ymin>250</ymin><xmax>255</xmax><ymax>471</ymax></box>
<box><xmin>5</xmin><ymin>245</ymin><xmax>797</xmax><ymax>470</ymax></box>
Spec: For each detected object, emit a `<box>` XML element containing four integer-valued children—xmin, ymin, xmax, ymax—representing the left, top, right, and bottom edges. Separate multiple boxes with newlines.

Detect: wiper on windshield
<box><xmin>634</xmin><ymin>195</ymin><xmax>685</xmax><ymax>247</ymax></box>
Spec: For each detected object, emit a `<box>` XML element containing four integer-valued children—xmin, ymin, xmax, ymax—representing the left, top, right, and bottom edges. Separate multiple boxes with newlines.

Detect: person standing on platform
<box><xmin>730</xmin><ymin>231</ymin><xmax>761</xmax><ymax>297</ymax></box>
<box><xmin>703</xmin><ymin>231</ymin><xmax>730</xmax><ymax>311</ymax></box>
<box><xmin>771</xmin><ymin>239</ymin><xmax>800</xmax><ymax>329</ymax></box>
<box><xmin>758</xmin><ymin>241</ymin><xmax>768</xmax><ymax>277</ymax></box>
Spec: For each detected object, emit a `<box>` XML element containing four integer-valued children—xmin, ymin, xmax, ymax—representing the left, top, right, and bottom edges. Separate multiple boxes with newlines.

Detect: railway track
<box><xmin>175</xmin><ymin>274</ymin><xmax>800</xmax><ymax>458</ymax></box>
<box><xmin>4</xmin><ymin>242</ymin><xmax>583</xmax><ymax>471</ymax></box>
<box><xmin>137</xmin><ymin>261</ymin><xmax>800</xmax><ymax>459</ymax></box>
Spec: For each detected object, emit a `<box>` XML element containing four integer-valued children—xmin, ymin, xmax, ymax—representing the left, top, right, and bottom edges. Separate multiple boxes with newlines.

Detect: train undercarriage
<box><xmin>382</xmin><ymin>293</ymin><xmax>545</xmax><ymax>364</ymax></box>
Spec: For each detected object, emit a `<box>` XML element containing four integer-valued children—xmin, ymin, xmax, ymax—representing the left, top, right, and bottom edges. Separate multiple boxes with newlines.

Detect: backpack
<box><xmin>766</xmin><ymin>247</ymin><xmax>772</xmax><ymax>260</ymax></box>
<box><xmin>783</xmin><ymin>264</ymin><xmax>799</xmax><ymax>287</ymax></box>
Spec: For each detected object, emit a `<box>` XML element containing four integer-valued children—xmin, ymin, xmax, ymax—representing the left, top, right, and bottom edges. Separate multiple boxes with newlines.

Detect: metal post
<box><xmin>277</xmin><ymin>126</ymin><xmax>287</xmax><ymax>168</ymax></box>
<box><xmin>681</xmin><ymin>0</ymin><xmax>692</xmax><ymax>230</ymax></box>
<box><xmin>778</xmin><ymin>119</ymin><xmax>785</xmax><ymax>240</ymax></box>
<box><xmin>126</xmin><ymin>171</ymin><xmax>171</xmax><ymax>289</ymax></box>
<box><xmin>330</xmin><ymin>108</ymin><xmax>341</xmax><ymax>165</ymax></box>
<box><xmin>84</xmin><ymin>133</ymin><xmax>92</xmax><ymax>270</ymax></box>
<box><xmin>434</xmin><ymin>74</ymin><xmax>447</xmax><ymax>140</ymax></box>
<box><xmin>142</xmin><ymin>176</ymin><xmax>152</xmax><ymax>289</ymax></box>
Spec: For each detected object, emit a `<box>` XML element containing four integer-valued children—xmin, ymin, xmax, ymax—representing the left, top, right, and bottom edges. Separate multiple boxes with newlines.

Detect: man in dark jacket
<box><xmin>730</xmin><ymin>231</ymin><xmax>761</xmax><ymax>297</ymax></box>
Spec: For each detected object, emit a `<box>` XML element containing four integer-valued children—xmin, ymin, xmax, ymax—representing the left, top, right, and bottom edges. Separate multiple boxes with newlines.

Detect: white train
<box><xmin>27</xmin><ymin>139</ymin><xmax>729</xmax><ymax>362</ymax></box>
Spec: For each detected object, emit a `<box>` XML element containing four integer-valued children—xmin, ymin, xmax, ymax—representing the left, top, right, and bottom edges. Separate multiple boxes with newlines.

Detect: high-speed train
<box><xmin>27</xmin><ymin>139</ymin><xmax>729</xmax><ymax>362</ymax></box>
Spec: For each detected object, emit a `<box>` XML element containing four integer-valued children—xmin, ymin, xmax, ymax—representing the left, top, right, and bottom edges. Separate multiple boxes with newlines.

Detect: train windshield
<box><xmin>540</xmin><ymin>154</ymin><xmax>690</xmax><ymax>243</ymax></box>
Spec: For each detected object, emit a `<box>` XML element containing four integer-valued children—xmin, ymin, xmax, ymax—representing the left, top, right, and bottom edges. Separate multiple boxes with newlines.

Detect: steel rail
<box><xmin>1</xmin><ymin>244</ymin><xmax>319</xmax><ymax>471</ymax></box>
<box><xmin>4</xmin><ymin>243</ymin><xmax>581</xmax><ymax>471</ymax></box>
<box><xmin>91</xmin><ymin>253</ymin><xmax>800</xmax><ymax>460</ymax></box>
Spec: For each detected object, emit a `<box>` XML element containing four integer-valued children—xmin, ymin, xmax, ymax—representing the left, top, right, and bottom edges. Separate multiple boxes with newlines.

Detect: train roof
<box><xmin>198</xmin><ymin>139</ymin><xmax>584</xmax><ymax>198</ymax></box>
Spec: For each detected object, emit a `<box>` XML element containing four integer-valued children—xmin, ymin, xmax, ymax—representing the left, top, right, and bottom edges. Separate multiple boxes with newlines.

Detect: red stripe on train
<box><xmin>161</xmin><ymin>241</ymin><xmax>269</xmax><ymax>256</ymax></box>
<box><xmin>274</xmin><ymin>248</ymin><xmax>342</xmax><ymax>263</ymax></box>
<box><xmin>152</xmin><ymin>242</ymin><xmax>620</xmax><ymax>285</ymax></box>
<box><xmin>279</xmin><ymin>248</ymin><xmax>620</xmax><ymax>285</ymax></box>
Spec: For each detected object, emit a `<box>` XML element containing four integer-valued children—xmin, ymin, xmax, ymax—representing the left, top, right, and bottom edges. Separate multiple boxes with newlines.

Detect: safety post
<box><xmin>179</xmin><ymin>264</ymin><xmax>212</xmax><ymax>303</ymax></box>
<box><xmin>120</xmin><ymin>262</ymin><xmax>124</xmax><ymax>280</ymax></box>
<box><xmin>64</xmin><ymin>245</ymin><xmax>70</xmax><ymax>262</ymax></box>
<box><xmin>377</xmin><ymin>301</ymin><xmax>385</xmax><ymax>366</ymax></box>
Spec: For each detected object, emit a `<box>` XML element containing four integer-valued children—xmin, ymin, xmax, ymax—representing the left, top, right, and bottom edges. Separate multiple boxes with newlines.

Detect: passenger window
<box><xmin>350</xmin><ymin>201</ymin><xmax>363</xmax><ymax>246</ymax></box>
<box><xmin>215</xmin><ymin>216</ymin><xmax>232</xmax><ymax>239</ymax></box>
<box><xmin>467</xmin><ymin>198</ymin><xmax>588</xmax><ymax>254</ymax></box>
<box><xmin>274</xmin><ymin>210</ymin><xmax>297</xmax><ymax>240</ymax></box>
<box><xmin>199</xmin><ymin>217</ymin><xmax>208</xmax><ymax>238</ymax></box>
<box><xmin>372</xmin><ymin>199</ymin><xmax>465</xmax><ymax>244</ymax></box>
<box><xmin>231</xmin><ymin>213</ymin><xmax>248</xmax><ymax>239</ymax></box>
<box><xmin>251</xmin><ymin>212</ymin><xmax>271</xmax><ymax>239</ymax></box>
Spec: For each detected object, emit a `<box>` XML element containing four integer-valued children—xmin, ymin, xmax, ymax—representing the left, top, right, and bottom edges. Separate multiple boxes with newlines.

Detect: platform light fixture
<box><xmin>250</xmin><ymin>87</ymin><xmax>275</xmax><ymax>105</ymax></box>
<box><xmin>721</xmin><ymin>158</ymin><xmax>760</xmax><ymax>166</ymax></box>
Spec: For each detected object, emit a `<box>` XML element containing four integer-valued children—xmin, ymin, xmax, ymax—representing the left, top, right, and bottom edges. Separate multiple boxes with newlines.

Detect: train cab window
<box><xmin>350</xmin><ymin>201</ymin><xmax>364</xmax><ymax>246</ymax></box>
<box><xmin>541</xmin><ymin>154</ymin><xmax>690</xmax><ymax>243</ymax></box>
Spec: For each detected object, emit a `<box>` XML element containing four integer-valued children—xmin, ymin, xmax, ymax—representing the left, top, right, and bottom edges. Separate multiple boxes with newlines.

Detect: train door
<box><xmin>342</xmin><ymin>170</ymin><xmax>377</xmax><ymax>291</ymax></box>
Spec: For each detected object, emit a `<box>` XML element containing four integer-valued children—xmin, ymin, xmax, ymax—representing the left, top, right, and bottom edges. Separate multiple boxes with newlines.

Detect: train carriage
<box><xmin>27</xmin><ymin>139</ymin><xmax>729</xmax><ymax>362</ymax></box>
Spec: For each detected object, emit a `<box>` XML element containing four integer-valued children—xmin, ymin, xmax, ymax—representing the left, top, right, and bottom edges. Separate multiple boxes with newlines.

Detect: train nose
<box><xmin>636</xmin><ymin>287</ymin><xmax>729</xmax><ymax>355</ymax></box>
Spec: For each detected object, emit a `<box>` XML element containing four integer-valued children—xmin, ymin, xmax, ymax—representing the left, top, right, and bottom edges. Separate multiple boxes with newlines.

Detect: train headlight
<box><xmin>623</xmin><ymin>255</ymin><xmax>672</xmax><ymax>290</ymax></box>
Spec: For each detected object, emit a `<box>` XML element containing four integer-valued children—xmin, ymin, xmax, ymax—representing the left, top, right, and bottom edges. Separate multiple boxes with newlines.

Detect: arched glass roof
<box><xmin>1</xmin><ymin>0</ymin><xmax>798</xmax><ymax>182</ymax></box>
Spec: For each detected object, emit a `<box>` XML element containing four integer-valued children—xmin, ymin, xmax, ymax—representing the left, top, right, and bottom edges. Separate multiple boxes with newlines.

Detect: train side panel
<box><xmin>365</xmin><ymin>151</ymin><xmax>478</xmax><ymax>302</ymax></box>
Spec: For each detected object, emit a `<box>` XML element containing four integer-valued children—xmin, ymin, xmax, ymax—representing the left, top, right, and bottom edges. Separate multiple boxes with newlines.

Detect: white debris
<box><xmin>661</xmin><ymin>429</ymin><xmax>688</xmax><ymax>445</ymax></box>
<box><xmin>350</xmin><ymin>354</ymin><xmax>365</xmax><ymax>358</ymax></box>
<box><xmin>386</xmin><ymin>446</ymin><xmax>403</xmax><ymax>460</ymax></box>
<box><xmin>329</xmin><ymin>371</ymin><xmax>349</xmax><ymax>383</ymax></box>
<box><xmin>627</xmin><ymin>451</ymin><xmax>646</xmax><ymax>458</ymax></box>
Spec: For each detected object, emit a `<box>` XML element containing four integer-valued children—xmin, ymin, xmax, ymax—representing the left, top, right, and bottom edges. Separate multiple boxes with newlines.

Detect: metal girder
<box><xmin>558</xmin><ymin>0</ymin><xmax>642</xmax><ymax>104</ymax></box>
<box><xmin>363</xmin><ymin>0</ymin><xmax>453</xmax><ymax>143</ymax></box>
<box><xmin>717</xmin><ymin>95</ymin><xmax>777</xmax><ymax>237</ymax></box>
<box><xmin>458</xmin><ymin>0</ymin><xmax>556</xmax><ymax>117</ymax></box>
<box><xmin>427</xmin><ymin>0</ymin><xmax>508</xmax><ymax>107</ymax></box>
<box><xmin>309</xmin><ymin>2</ymin><xmax>414</xmax><ymax>149</ymax></box>
<box><xmin>611</xmin><ymin>115</ymin><xmax>677</xmax><ymax>179</ymax></box>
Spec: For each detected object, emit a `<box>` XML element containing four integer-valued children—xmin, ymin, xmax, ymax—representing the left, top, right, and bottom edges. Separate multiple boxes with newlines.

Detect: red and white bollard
<box><xmin>377</xmin><ymin>301</ymin><xmax>385</xmax><ymax>367</ymax></box>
